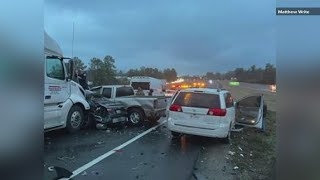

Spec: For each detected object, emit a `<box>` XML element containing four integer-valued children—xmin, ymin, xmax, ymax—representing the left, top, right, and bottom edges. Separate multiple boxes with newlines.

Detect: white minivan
<box><xmin>167</xmin><ymin>88</ymin><xmax>265</xmax><ymax>143</ymax></box>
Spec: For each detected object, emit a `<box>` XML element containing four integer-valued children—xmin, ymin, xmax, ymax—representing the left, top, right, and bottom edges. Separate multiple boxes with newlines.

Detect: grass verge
<box><xmin>230</xmin><ymin>111</ymin><xmax>276</xmax><ymax>180</ymax></box>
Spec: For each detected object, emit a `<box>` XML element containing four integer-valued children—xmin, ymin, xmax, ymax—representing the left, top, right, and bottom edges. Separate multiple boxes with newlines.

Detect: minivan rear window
<box><xmin>173</xmin><ymin>92</ymin><xmax>220</xmax><ymax>109</ymax></box>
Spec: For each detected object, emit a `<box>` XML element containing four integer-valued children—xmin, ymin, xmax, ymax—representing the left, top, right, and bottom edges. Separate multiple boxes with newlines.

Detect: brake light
<box><xmin>169</xmin><ymin>104</ymin><xmax>183</xmax><ymax>112</ymax></box>
<box><xmin>207</xmin><ymin>108</ymin><xmax>226</xmax><ymax>116</ymax></box>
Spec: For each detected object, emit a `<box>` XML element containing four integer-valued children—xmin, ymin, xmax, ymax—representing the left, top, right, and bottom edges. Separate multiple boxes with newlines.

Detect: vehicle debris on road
<box><xmin>228</xmin><ymin>151</ymin><xmax>236</xmax><ymax>156</ymax></box>
<box><xmin>57</xmin><ymin>155</ymin><xmax>75</xmax><ymax>161</ymax></box>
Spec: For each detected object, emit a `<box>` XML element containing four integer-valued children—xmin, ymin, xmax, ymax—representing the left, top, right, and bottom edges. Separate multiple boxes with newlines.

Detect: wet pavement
<box><xmin>44</xmin><ymin>120</ymin><xmax>203</xmax><ymax>180</ymax></box>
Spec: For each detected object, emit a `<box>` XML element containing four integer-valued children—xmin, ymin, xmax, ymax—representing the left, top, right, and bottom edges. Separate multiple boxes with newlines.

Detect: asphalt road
<box><xmin>44</xmin><ymin>120</ymin><xmax>202</xmax><ymax>180</ymax></box>
<box><xmin>229</xmin><ymin>81</ymin><xmax>274</xmax><ymax>93</ymax></box>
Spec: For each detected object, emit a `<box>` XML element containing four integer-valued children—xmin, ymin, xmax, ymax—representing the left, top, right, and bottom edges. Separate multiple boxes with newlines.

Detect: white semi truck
<box><xmin>44</xmin><ymin>31</ymin><xmax>90</xmax><ymax>133</ymax></box>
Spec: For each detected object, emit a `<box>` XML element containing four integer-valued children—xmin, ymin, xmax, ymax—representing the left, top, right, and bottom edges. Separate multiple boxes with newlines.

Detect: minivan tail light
<box><xmin>169</xmin><ymin>104</ymin><xmax>183</xmax><ymax>112</ymax></box>
<box><xmin>207</xmin><ymin>108</ymin><xmax>226</xmax><ymax>116</ymax></box>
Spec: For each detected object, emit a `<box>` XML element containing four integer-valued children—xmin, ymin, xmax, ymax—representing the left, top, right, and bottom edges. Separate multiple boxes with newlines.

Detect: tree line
<box><xmin>74</xmin><ymin>56</ymin><xmax>275</xmax><ymax>86</ymax></box>
<box><xmin>205</xmin><ymin>63</ymin><xmax>276</xmax><ymax>84</ymax></box>
<box><xmin>73</xmin><ymin>56</ymin><xmax>178</xmax><ymax>86</ymax></box>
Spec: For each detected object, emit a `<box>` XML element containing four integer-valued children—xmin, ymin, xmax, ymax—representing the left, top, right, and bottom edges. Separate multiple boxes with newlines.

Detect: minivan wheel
<box><xmin>66</xmin><ymin>105</ymin><xmax>84</xmax><ymax>133</ymax></box>
<box><xmin>128</xmin><ymin>109</ymin><xmax>144</xmax><ymax>126</ymax></box>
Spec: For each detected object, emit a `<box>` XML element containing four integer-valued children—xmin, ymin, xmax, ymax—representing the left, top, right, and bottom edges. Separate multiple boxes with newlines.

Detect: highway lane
<box><xmin>44</xmin><ymin>119</ymin><xmax>201</xmax><ymax>180</ymax></box>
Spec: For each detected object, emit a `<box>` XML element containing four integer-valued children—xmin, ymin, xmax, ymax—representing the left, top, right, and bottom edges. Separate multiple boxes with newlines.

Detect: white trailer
<box><xmin>130</xmin><ymin>76</ymin><xmax>166</xmax><ymax>96</ymax></box>
<box><xmin>44</xmin><ymin>31</ymin><xmax>90</xmax><ymax>133</ymax></box>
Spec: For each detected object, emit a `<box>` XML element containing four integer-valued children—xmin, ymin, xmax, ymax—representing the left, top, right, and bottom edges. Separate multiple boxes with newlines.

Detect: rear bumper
<box><xmin>167</xmin><ymin>118</ymin><xmax>229</xmax><ymax>138</ymax></box>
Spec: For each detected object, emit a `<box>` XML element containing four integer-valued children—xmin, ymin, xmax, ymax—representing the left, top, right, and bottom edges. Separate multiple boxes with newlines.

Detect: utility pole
<box><xmin>72</xmin><ymin>22</ymin><xmax>75</xmax><ymax>58</ymax></box>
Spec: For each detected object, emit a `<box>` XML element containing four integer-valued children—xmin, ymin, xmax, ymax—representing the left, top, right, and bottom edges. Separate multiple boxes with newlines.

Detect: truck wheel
<box><xmin>127</xmin><ymin>109</ymin><xmax>144</xmax><ymax>126</ymax></box>
<box><xmin>66</xmin><ymin>105</ymin><xmax>84</xmax><ymax>133</ymax></box>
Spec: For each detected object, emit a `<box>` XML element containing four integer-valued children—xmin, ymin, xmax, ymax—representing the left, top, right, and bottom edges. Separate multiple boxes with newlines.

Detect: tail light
<box><xmin>207</xmin><ymin>108</ymin><xmax>226</xmax><ymax>116</ymax></box>
<box><xmin>169</xmin><ymin>104</ymin><xmax>183</xmax><ymax>112</ymax></box>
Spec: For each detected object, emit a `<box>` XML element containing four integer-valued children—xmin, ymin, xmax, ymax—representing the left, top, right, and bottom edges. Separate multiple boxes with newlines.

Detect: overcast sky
<box><xmin>44</xmin><ymin>0</ymin><xmax>275</xmax><ymax>75</ymax></box>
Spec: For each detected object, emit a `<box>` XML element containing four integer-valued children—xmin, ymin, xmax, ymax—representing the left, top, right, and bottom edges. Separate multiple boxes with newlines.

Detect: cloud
<box><xmin>45</xmin><ymin>0</ymin><xmax>275</xmax><ymax>75</ymax></box>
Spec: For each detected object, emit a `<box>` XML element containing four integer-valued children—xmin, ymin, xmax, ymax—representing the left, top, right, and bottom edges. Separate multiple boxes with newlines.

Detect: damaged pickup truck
<box><xmin>90</xmin><ymin>85</ymin><xmax>168</xmax><ymax>125</ymax></box>
<box><xmin>82</xmin><ymin>90</ymin><xmax>128</xmax><ymax>130</ymax></box>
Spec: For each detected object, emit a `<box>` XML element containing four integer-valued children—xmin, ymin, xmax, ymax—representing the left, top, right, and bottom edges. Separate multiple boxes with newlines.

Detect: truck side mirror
<box><xmin>67</xmin><ymin>59</ymin><xmax>74</xmax><ymax>80</ymax></box>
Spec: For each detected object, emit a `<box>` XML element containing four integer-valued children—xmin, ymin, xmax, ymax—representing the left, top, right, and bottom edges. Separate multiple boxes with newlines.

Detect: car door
<box><xmin>234</xmin><ymin>95</ymin><xmax>264</xmax><ymax>129</ymax></box>
<box><xmin>44</xmin><ymin>57</ymin><xmax>70</xmax><ymax>129</ymax></box>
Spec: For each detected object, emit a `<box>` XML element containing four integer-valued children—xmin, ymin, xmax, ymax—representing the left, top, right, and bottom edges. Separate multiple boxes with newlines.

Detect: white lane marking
<box><xmin>69</xmin><ymin>120</ymin><xmax>167</xmax><ymax>179</ymax></box>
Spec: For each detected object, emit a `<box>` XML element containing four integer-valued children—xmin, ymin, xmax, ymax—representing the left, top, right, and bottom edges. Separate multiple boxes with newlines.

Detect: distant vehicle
<box><xmin>167</xmin><ymin>88</ymin><xmax>266</xmax><ymax>143</ymax></box>
<box><xmin>168</xmin><ymin>81</ymin><xmax>207</xmax><ymax>90</ymax></box>
<box><xmin>231</xmin><ymin>77</ymin><xmax>237</xmax><ymax>81</ymax></box>
<box><xmin>44</xmin><ymin>31</ymin><xmax>90</xmax><ymax>133</ymax></box>
<box><xmin>130</xmin><ymin>76</ymin><xmax>166</xmax><ymax>96</ymax></box>
<box><xmin>90</xmin><ymin>85</ymin><xmax>168</xmax><ymax>125</ymax></box>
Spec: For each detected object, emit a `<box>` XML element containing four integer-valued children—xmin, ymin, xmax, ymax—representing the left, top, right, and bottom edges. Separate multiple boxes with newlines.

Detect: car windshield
<box><xmin>173</xmin><ymin>92</ymin><xmax>221</xmax><ymax>109</ymax></box>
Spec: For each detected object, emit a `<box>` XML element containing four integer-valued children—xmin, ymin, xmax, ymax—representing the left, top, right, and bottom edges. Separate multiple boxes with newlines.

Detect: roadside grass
<box><xmin>230</xmin><ymin>111</ymin><xmax>276</xmax><ymax>180</ymax></box>
<box><xmin>219</xmin><ymin>81</ymin><xmax>277</xmax><ymax>179</ymax></box>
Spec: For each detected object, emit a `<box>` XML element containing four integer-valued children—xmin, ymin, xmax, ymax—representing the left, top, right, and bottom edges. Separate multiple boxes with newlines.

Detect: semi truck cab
<box><xmin>44</xmin><ymin>31</ymin><xmax>90</xmax><ymax>133</ymax></box>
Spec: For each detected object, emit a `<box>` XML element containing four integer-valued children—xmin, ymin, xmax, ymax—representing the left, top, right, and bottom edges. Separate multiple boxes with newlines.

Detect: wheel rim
<box><xmin>129</xmin><ymin>112</ymin><xmax>140</xmax><ymax>124</ymax></box>
<box><xmin>71</xmin><ymin>111</ymin><xmax>82</xmax><ymax>128</ymax></box>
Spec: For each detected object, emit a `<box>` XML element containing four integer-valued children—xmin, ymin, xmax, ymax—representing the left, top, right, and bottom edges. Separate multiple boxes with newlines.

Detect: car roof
<box><xmin>179</xmin><ymin>88</ymin><xmax>229</xmax><ymax>94</ymax></box>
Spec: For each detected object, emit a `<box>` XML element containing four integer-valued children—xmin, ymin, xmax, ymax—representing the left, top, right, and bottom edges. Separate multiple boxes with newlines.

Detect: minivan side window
<box><xmin>225</xmin><ymin>93</ymin><xmax>234</xmax><ymax>108</ymax></box>
<box><xmin>116</xmin><ymin>87</ymin><xmax>134</xmax><ymax>97</ymax></box>
<box><xmin>102</xmin><ymin>88</ymin><xmax>112</xmax><ymax>98</ymax></box>
<box><xmin>46</xmin><ymin>58</ymin><xmax>65</xmax><ymax>80</ymax></box>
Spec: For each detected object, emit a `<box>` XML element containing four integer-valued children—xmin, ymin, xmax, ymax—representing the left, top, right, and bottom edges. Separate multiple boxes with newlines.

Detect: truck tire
<box><xmin>127</xmin><ymin>108</ymin><xmax>144</xmax><ymax>126</ymax></box>
<box><xmin>66</xmin><ymin>105</ymin><xmax>84</xmax><ymax>133</ymax></box>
